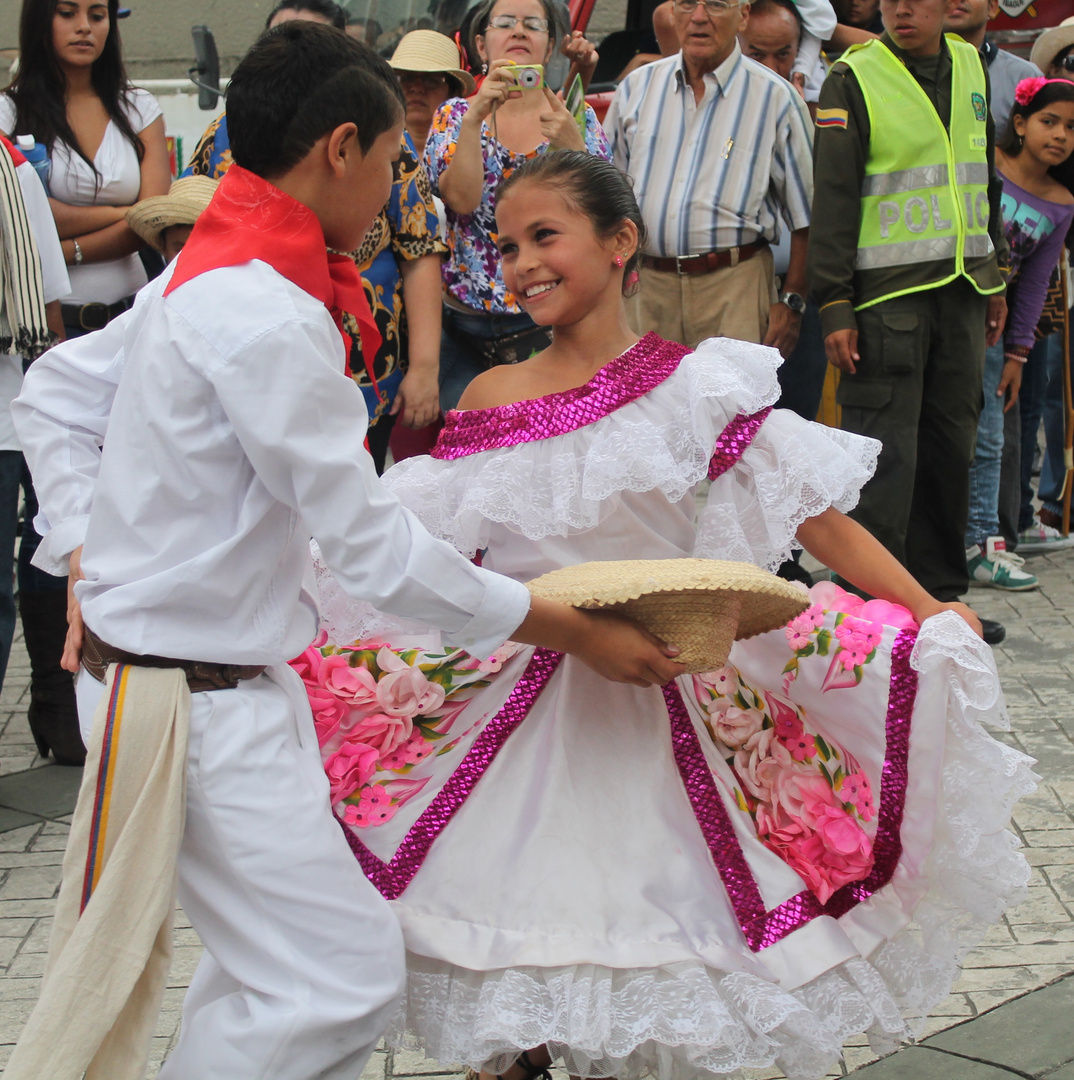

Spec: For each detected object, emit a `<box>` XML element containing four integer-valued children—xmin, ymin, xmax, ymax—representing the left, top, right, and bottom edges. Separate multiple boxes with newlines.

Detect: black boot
<box><xmin>18</xmin><ymin>590</ymin><xmax>85</xmax><ymax>766</ymax></box>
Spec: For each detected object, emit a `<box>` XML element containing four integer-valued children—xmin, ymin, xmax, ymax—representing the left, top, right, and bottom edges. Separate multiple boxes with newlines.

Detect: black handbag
<box><xmin>445</xmin><ymin>316</ymin><xmax>552</xmax><ymax>370</ymax></box>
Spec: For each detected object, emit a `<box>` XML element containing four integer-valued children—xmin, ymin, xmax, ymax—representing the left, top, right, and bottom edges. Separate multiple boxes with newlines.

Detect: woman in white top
<box><xmin>1</xmin><ymin>0</ymin><xmax>170</xmax><ymax>336</ymax></box>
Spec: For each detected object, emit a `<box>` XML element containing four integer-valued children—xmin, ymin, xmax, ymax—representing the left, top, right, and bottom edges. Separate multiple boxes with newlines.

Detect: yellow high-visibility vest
<box><xmin>841</xmin><ymin>36</ymin><xmax>1004</xmax><ymax>308</ymax></box>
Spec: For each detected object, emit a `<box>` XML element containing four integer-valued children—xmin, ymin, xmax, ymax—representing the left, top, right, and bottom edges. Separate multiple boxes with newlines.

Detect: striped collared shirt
<box><xmin>605</xmin><ymin>44</ymin><xmax>814</xmax><ymax>258</ymax></box>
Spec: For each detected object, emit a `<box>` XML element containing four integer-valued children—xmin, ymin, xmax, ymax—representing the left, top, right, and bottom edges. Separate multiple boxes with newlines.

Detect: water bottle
<box><xmin>15</xmin><ymin>135</ymin><xmax>50</xmax><ymax>195</ymax></box>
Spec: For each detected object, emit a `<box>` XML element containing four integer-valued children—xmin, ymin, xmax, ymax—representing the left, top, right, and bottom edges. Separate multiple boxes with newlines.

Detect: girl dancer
<box><xmin>297</xmin><ymin>153</ymin><xmax>1036</xmax><ymax>1080</ymax></box>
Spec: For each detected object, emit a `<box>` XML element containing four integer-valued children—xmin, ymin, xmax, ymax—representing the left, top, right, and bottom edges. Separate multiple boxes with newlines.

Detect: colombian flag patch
<box><xmin>816</xmin><ymin>108</ymin><xmax>849</xmax><ymax>129</ymax></box>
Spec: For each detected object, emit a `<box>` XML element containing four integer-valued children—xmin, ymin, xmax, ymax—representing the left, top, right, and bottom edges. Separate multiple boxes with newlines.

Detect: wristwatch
<box><xmin>779</xmin><ymin>291</ymin><xmax>806</xmax><ymax>314</ymax></box>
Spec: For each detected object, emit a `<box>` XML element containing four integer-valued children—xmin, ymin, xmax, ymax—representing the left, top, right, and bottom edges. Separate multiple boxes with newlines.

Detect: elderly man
<box><xmin>605</xmin><ymin>0</ymin><xmax>814</xmax><ymax>353</ymax></box>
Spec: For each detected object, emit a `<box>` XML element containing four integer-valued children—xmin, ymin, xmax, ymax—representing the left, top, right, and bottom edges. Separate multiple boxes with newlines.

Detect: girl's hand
<box><xmin>912</xmin><ymin>598</ymin><xmax>983</xmax><ymax>638</ymax></box>
<box><xmin>572</xmin><ymin>609</ymin><xmax>685</xmax><ymax>686</ymax></box>
<box><xmin>998</xmin><ymin>357</ymin><xmax>1023</xmax><ymax>412</ymax></box>
<box><xmin>466</xmin><ymin>59</ymin><xmax>520</xmax><ymax>123</ymax></box>
<box><xmin>392</xmin><ymin>368</ymin><xmax>442</xmax><ymax>429</ymax></box>
<box><xmin>561</xmin><ymin>30</ymin><xmax>599</xmax><ymax>70</ymax></box>
<box><xmin>539</xmin><ymin>85</ymin><xmax>586</xmax><ymax>151</ymax></box>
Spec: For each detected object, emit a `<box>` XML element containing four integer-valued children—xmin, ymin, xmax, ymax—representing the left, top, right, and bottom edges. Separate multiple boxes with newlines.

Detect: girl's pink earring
<box><xmin>626</xmin><ymin>270</ymin><xmax>640</xmax><ymax>287</ymax></box>
<box><xmin>614</xmin><ymin>256</ymin><xmax>624</xmax><ymax>268</ymax></box>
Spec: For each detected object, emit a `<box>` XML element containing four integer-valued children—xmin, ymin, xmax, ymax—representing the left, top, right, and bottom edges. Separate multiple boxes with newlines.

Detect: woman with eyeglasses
<box><xmin>423</xmin><ymin>0</ymin><xmax>609</xmax><ymax>412</ymax></box>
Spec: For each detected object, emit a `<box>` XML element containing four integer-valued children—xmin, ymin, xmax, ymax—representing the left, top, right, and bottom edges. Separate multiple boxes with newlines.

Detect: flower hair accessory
<box><xmin>1014</xmin><ymin>76</ymin><xmax>1070</xmax><ymax>105</ymax></box>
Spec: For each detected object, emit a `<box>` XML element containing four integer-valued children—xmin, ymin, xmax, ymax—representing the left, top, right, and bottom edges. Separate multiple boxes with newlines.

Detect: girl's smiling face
<box><xmin>495</xmin><ymin>179</ymin><xmax>637</xmax><ymax>326</ymax></box>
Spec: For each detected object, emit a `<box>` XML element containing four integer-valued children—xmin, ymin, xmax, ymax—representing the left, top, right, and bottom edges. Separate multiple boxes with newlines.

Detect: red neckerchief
<box><xmin>164</xmin><ymin>164</ymin><xmax>381</xmax><ymax>381</ymax></box>
<box><xmin>1</xmin><ymin>135</ymin><xmax>27</xmax><ymax>167</ymax></box>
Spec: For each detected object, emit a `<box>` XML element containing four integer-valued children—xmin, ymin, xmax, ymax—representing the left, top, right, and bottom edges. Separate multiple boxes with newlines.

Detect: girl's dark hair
<box><xmin>5</xmin><ymin>0</ymin><xmax>144</xmax><ymax>178</ymax></box>
<box><xmin>999</xmin><ymin>79</ymin><xmax>1074</xmax><ymax>157</ymax></box>
<box><xmin>497</xmin><ymin>151</ymin><xmax>648</xmax><ymax>295</ymax></box>
<box><xmin>227</xmin><ymin>21</ymin><xmax>404</xmax><ymax>178</ymax></box>
<box><xmin>266</xmin><ymin>0</ymin><xmax>348</xmax><ymax>31</ymax></box>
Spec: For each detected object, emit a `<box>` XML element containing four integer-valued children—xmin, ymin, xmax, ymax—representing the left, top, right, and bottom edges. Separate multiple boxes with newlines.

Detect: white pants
<box><xmin>76</xmin><ymin>665</ymin><xmax>406</xmax><ymax>1080</ymax></box>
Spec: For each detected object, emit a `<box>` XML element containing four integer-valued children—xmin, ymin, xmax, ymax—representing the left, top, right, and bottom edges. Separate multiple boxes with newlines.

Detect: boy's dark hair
<box><xmin>6</xmin><ymin>0</ymin><xmax>144</xmax><ymax>180</ymax></box>
<box><xmin>266</xmin><ymin>0</ymin><xmax>348</xmax><ymax>31</ymax></box>
<box><xmin>999</xmin><ymin>79</ymin><xmax>1074</xmax><ymax>159</ymax></box>
<box><xmin>497</xmin><ymin>151</ymin><xmax>649</xmax><ymax>296</ymax></box>
<box><xmin>226</xmin><ymin>21</ymin><xmax>404</xmax><ymax>179</ymax></box>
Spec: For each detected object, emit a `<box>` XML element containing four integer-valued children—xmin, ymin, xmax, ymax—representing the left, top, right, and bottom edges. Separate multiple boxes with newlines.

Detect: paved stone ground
<box><xmin>1</xmin><ymin>545</ymin><xmax>1073</xmax><ymax>1077</ymax></box>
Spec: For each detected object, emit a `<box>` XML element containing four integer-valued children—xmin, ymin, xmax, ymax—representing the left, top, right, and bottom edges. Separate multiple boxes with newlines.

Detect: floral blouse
<box><xmin>423</xmin><ymin>98</ymin><xmax>611</xmax><ymax>316</ymax></box>
<box><xmin>184</xmin><ymin>121</ymin><xmax>446</xmax><ymax>420</ymax></box>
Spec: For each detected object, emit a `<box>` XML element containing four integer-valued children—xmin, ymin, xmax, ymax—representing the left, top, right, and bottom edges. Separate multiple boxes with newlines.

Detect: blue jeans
<box><xmin>966</xmin><ymin>340</ymin><xmax>1007</xmax><ymax>548</ymax></box>
<box><xmin>1038</xmin><ymin>331</ymin><xmax>1069</xmax><ymax>518</ymax></box>
<box><xmin>439</xmin><ymin>307</ymin><xmax>546</xmax><ymax>413</ymax></box>
<box><xmin>1018</xmin><ymin>334</ymin><xmax>1054</xmax><ymax>530</ymax></box>
<box><xmin>0</xmin><ymin>450</ymin><xmax>22</xmax><ymax>694</ymax></box>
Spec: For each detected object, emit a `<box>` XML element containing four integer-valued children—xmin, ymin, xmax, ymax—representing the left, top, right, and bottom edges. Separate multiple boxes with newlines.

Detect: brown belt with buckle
<box><xmin>60</xmin><ymin>296</ymin><xmax>134</xmax><ymax>333</ymax></box>
<box><xmin>641</xmin><ymin>240</ymin><xmax>769</xmax><ymax>276</ymax></box>
<box><xmin>81</xmin><ymin>626</ymin><xmax>266</xmax><ymax>692</ymax></box>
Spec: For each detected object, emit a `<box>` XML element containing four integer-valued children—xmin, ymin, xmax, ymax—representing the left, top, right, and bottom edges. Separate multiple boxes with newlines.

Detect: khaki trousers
<box><xmin>627</xmin><ymin>248</ymin><xmax>777</xmax><ymax>348</ymax></box>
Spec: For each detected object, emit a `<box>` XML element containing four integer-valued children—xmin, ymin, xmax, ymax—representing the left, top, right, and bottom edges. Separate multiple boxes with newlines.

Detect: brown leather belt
<box><xmin>641</xmin><ymin>240</ymin><xmax>769</xmax><ymax>276</ymax></box>
<box><xmin>81</xmin><ymin>626</ymin><xmax>266</xmax><ymax>692</ymax></box>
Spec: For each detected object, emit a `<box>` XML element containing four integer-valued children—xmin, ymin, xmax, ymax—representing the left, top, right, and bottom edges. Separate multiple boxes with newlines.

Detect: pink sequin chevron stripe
<box><xmin>431</xmin><ymin>333</ymin><xmax>689</xmax><ymax>460</ymax></box>
<box><xmin>663</xmin><ymin>627</ymin><xmax>918</xmax><ymax>952</ymax></box>
<box><xmin>341</xmin><ymin>648</ymin><xmax>564</xmax><ymax>899</ymax></box>
<box><xmin>708</xmin><ymin>407</ymin><xmax>772</xmax><ymax>481</ymax></box>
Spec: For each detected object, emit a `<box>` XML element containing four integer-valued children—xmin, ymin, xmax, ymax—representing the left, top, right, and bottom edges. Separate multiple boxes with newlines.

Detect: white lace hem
<box><xmin>382</xmin><ymin>616</ymin><xmax>1037</xmax><ymax>1080</ymax></box>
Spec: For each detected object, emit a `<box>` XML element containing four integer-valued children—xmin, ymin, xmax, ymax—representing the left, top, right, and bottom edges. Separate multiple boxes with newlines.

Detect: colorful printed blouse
<box><xmin>423</xmin><ymin>98</ymin><xmax>611</xmax><ymax>316</ymax></box>
<box><xmin>183</xmin><ymin>119</ymin><xmax>446</xmax><ymax>421</ymax></box>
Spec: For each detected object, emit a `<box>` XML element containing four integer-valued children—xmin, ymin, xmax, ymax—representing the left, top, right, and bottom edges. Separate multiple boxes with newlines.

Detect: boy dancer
<box><xmin>11</xmin><ymin>25</ymin><xmax>681</xmax><ymax>1080</ymax></box>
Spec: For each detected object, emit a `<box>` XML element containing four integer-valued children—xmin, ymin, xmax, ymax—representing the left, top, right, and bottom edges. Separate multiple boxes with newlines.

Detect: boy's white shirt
<box><xmin>12</xmin><ymin>258</ymin><xmax>531</xmax><ymax>664</ymax></box>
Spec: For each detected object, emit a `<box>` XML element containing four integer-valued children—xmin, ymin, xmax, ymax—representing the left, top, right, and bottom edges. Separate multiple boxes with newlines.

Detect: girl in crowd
<box><xmin>1</xmin><ymin>0</ymin><xmax>168</xmax><ymax>767</ymax></box>
<box><xmin>297</xmin><ymin>152</ymin><xmax>1034</xmax><ymax>1080</ymax></box>
<box><xmin>1</xmin><ymin>0</ymin><xmax>170</xmax><ymax>335</ymax></box>
<box><xmin>965</xmin><ymin>78</ymin><xmax>1074</xmax><ymax>587</ymax></box>
<box><xmin>424</xmin><ymin>0</ymin><xmax>607</xmax><ymax>411</ymax></box>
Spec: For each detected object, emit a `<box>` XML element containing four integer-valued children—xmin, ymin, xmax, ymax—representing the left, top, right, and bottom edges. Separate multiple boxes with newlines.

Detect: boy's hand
<box><xmin>570</xmin><ymin>609</ymin><xmax>685</xmax><ymax>686</ymax></box>
<box><xmin>62</xmin><ymin>545</ymin><xmax>85</xmax><ymax>674</ymax></box>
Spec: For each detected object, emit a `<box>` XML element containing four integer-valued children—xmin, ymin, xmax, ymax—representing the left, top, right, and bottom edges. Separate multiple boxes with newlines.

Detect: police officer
<box><xmin>809</xmin><ymin>0</ymin><xmax>1008</xmax><ymax>643</ymax></box>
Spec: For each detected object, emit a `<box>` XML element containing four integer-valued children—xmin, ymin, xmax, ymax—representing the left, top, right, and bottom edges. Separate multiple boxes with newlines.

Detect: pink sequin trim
<box><xmin>341</xmin><ymin>648</ymin><xmax>563</xmax><ymax>899</ymax></box>
<box><xmin>431</xmin><ymin>333</ymin><xmax>689</xmax><ymax>459</ymax></box>
<box><xmin>663</xmin><ymin>627</ymin><xmax>918</xmax><ymax>951</ymax></box>
<box><xmin>708</xmin><ymin>407</ymin><xmax>772</xmax><ymax>480</ymax></box>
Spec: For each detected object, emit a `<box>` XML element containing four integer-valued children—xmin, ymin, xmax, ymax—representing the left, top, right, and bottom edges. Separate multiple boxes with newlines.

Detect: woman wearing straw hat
<box><xmin>389</xmin><ymin>30</ymin><xmax>476</xmax><ymax>159</ymax></box>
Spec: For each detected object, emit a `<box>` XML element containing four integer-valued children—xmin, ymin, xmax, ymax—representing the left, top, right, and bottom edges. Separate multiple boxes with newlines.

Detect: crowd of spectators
<box><xmin>3</xmin><ymin>0</ymin><xmax>1074</xmax><ymax>757</ymax></box>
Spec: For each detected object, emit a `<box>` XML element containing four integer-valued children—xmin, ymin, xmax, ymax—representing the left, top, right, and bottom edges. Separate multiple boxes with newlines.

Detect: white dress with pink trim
<box><xmin>296</xmin><ymin>334</ymin><xmax>1036</xmax><ymax>1080</ymax></box>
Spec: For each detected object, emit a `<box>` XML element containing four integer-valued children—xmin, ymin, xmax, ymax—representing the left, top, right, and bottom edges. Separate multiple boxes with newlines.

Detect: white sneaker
<box><xmin>966</xmin><ymin>538</ymin><xmax>1039</xmax><ymax>591</ymax></box>
<box><xmin>1018</xmin><ymin>518</ymin><xmax>1074</xmax><ymax>553</ymax></box>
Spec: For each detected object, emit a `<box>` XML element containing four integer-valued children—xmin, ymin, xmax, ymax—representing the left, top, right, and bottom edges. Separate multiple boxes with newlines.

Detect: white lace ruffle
<box><xmin>383</xmin><ymin>339</ymin><xmax>787</xmax><ymax>559</ymax></box>
<box><xmin>693</xmin><ymin>411</ymin><xmax>881</xmax><ymax>572</ymax></box>
<box><xmin>382</xmin><ymin>614</ymin><xmax>1037</xmax><ymax>1080</ymax></box>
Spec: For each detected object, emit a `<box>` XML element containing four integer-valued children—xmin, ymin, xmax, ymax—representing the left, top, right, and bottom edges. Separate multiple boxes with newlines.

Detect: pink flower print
<box><xmin>476</xmin><ymin>641</ymin><xmax>523</xmax><ymax>673</ymax></box>
<box><xmin>306</xmin><ymin>687</ymin><xmax>351</xmax><ymax>747</ymax></box>
<box><xmin>324</xmin><ymin>740</ymin><xmax>380</xmax><ymax>803</ymax></box>
<box><xmin>342</xmin><ymin>784</ymin><xmax>398</xmax><ymax>828</ymax></box>
<box><xmin>378</xmin><ymin>747</ymin><xmax>411</xmax><ymax>771</ymax></box>
<box><xmin>839</xmin><ymin>772</ymin><xmax>875</xmax><ymax>821</ymax></box>
<box><xmin>766</xmin><ymin>692</ymin><xmax>804</xmax><ymax>743</ymax></box>
<box><xmin>318</xmin><ymin>654</ymin><xmax>380</xmax><ymax>709</ymax></box>
<box><xmin>695</xmin><ymin>666</ymin><xmax>740</xmax><ymax>699</ymax></box>
<box><xmin>784</xmin><ymin>605</ymin><xmax>825</xmax><ymax>650</ymax></box>
<box><xmin>733</xmin><ymin>728</ymin><xmax>794</xmax><ymax>802</ymax></box>
<box><xmin>289</xmin><ymin>638</ymin><xmax>326</xmax><ymax>684</ymax></box>
<box><xmin>349</xmin><ymin>711</ymin><xmax>414</xmax><ymax>757</ymax></box>
<box><xmin>833</xmin><ymin>616</ymin><xmax>883</xmax><ymax>668</ymax></box>
<box><xmin>403</xmin><ymin>732</ymin><xmax>436</xmax><ymax>764</ymax></box>
<box><xmin>785</xmin><ymin>733</ymin><xmax>817</xmax><ymax>762</ymax></box>
<box><xmin>375</xmin><ymin>649</ymin><xmax>447</xmax><ymax>718</ymax></box>
<box><xmin>711</xmin><ymin>703</ymin><xmax>765</xmax><ymax>749</ymax></box>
